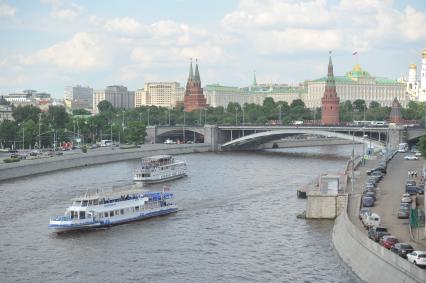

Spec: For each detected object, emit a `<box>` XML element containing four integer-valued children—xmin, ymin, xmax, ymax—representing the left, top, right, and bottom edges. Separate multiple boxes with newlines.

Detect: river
<box><xmin>0</xmin><ymin>144</ymin><xmax>363</xmax><ymax>282</ymax></box>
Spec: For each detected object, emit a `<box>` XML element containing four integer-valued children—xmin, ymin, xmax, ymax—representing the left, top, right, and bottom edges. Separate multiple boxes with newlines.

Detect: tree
<box><xmin>97</xmin><ymin>100</ymin><xmax>114</xmax><ymax>113</ymax></box>
<box><xmin>263</xmin><ymin>97</ymin><xmax>276</xmax><ymax>109</ymax></box>
<box><xmin>290</xmin><ymin>99</ymin><xmax>305</xmax><ymax>109</ymax></box>
<box><xmin>417</xmin><ymin>136</ymin><xmax>426</xmax><ymax>159</ymax></box>
<box><xmin>369</xmin><ymin>101</ymin><xmax>381</xmax><ymax>109</ymax></box>
<box><xmin>353</xmin><ymin>99</ymin><xmax>366</xmax><ymax>112</ymax></box>
<box><xmin>73</xmin><ymin>109</ymin><xmax>91</xmax><ymax>115</ymax></box>
<box><xmin>48</xmin><ymin>106</ymin><xmax>69</xmax><ymax>129</ymax></box>
<box><xmin>12</xmin><ymin>105</ymin><xmax>41</xmax><ymax>123</ymax></box>
<box><xmin>125</xmin><ymin>121</ymin><xmax>146</xmax><ymax>144</ymax></box>
<box><xmin>0</xmin><ymin>120</ymin><xmax>18</xmax><ymax>148</ymax></box>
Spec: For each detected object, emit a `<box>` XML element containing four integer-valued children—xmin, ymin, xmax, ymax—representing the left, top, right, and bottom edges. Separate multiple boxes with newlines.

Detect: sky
<box><xmin>1</xmin><ymin>0</ymin><xmax>426</xmax><ymax>97</ymax></box>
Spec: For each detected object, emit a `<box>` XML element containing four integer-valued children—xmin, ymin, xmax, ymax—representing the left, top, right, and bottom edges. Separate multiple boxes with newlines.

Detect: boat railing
<box><xmin>51</xmin><ymin>215</ymin><xmax>72</xmax><ymax>221</ymax></box>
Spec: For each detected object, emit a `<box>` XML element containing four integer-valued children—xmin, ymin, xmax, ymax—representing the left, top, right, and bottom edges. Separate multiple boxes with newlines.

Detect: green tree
<box><xmin>353</xmin><ymin>99</ymin><xmax>366</xmax><ymax>112</ymax></box>
<box><xmin>48</xmin><ymin>106</ymin><xmax>69</xmax><ymax>129</ymax></box>
<box><xmin>97</xmin><ymin>100</ymin><xmax>114</xmax><ymax>113</ymax></box>
<box><xmin>417</xmin><ymin>136</ymin><xmax>426</xmax><ymax>159</ymax></box>
<box><xmin>125</xmin><ymin>121</ymin><xmax>146</xmax><ymax>144</ymax></box>
<box><xmin>73</xmin><ymin>109</ymin><xmax>91</xmax><ymax>115</ymax></box>
<box><xmin>12</xmin><ymin>105</ymin><xmax>41</xmax><ymax>123</ymax></box>
<box><xmin>369</xmin><ymin>101</ymin><xmax>381</xmax><ymax>109</ymax></box>
<box><xmin>0</xmin><ymin>120</ymin><xmax>18</xmax><ymax>148</ymax></box>
<box><xmin>290</xmin><ymin>99</ymin><xmax>305</xmax><ymax>108</ymax></box>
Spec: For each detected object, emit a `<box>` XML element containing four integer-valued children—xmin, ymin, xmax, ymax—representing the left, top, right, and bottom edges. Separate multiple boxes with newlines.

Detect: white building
<box><xmin>406</xmin><ymin>64</ymin><xmax>419</xmax><ymax>100</ymax></box>
<box><xmin>204</xmin><ymin>83</ymin><xmax>304</xmax><ymax>108</ymax></box>
<box><xmin>93</xmin><ymin>85</ymin><xmax>134</xmax><ymax>113</ymax></box>
<box><xmin>419</xmin><ymin>47</ymin><xmax>426</xmax><ymax>101</ymax></box>
<box><xmin>305</xmin><ymin>64</ymin><xmax>407</xmax><ymax>108</ymax></box>
<box><xmin>64</xmin><ymin>85</ymin><xmax>93</xmax><ymax>110</ymax></box>
<box><xmin>134</xmin><ymin>82</ymin><xmax>184</xmax><ymax>108</ymax></box>
<box><xmin>0</xmin><ymin>105</ymin><xmax>14</xmax><ymax>122</ymax></box>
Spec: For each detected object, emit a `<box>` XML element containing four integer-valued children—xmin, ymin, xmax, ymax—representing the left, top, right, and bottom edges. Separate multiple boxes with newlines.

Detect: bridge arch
<box><xmin>221</xmin><ymin>129</ymin><xmax>383</xmax><ymax>150</ymax></box>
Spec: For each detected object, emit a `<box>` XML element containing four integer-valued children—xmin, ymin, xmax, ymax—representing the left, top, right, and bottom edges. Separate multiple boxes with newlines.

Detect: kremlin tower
<box><xmin>183</xmin><ymin>58</ymin><xmax>208</xmax><ymax>112</ymax></box>
<box><xmin>389</xmin><ymin>97</ymin><xmax>403</xmax><ymax>124</ymax></box>
<box><xmin>321</xmin><ymin>52</ymin><xmax>340</xmax><ymax>125</ymax></box>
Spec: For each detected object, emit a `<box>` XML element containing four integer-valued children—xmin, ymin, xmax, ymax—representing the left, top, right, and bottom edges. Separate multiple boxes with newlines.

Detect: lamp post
<box><xmin>199</xmin><ymin>109</ymin><xmax>202</xmax><ymax>126</ymax></box>
<box><xmin>38</xmin><ymin>113</ymin><xmax>42</xmax><ymax>149</ymax></box>
<box><xmin>278</xmin><ymin>104</ymin><xmax>282</xmax><ymax>123</ymax></box>
<box><xmin>147</xmin><ymin>108</ymin><xmax>150</xmax><ymax>126</ymax></box>
<box><xmin>183</xmin><ymin>110</ymin><xmax>186</xmax><ymax>143</ymax></box>
<box><xmin>235</xmin><ymin>106</ymin><xmax>238</xmax><ymax>125</ymax></box>
<box><xmin>21</xmin><ymin>124</ymin><xmax>25</xmax><ymax>150</ymax></box>
<box><xmin>76</xmin><ymin>120</ymin><xmax>80</xmax><ymax>147</ymax></box>
<box><xmin>168</xmin><ymin>108</ymin><xmax>171</xmax><ymax>126</ymax></box>
<box><xmin>351</xmin><ymin>132</ymin><xmax>355</xmax><ymax>193</ymax></box>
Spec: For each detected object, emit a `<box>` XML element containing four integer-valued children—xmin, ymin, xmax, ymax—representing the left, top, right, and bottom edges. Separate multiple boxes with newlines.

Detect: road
<box><xmin>348</xmin><ymin>152</ymin><xmax>426</xmax><ymax>251</ymax></box>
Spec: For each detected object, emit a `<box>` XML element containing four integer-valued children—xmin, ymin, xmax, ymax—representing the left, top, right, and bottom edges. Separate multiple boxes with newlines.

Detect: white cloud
<box><xmin>104</xmin><ymin>17</ymin><xmax>142</xmax><ymax>34</ymax></box>
<box><xmin>23</xmin><ymin>32</ymin><xmax>108</xmax><ymax>71</ymax></box>
<box><xmin>221</xmin><ymin>0</ymin><xmax>426</xmax><ymax>54</ymax></box>
<box><xmin>41</xmin><ymin>0</ymin><xmax>82</xmax><ymax>20</ymax></box>
<box><xmin>0</xmin><ymin>1</ymin><xmax>16</xmax><ymax>17</ymax></box>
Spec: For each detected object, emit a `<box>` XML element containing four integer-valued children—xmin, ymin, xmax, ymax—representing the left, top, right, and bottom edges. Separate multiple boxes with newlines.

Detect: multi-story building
<box><xmin>204</xmin><ymin>83</ymin><xmax>304</xmax><ymax>108</ymax></box>
<box><xmin>64</xmin><ymin>85</ymin><xmax>93</xmax><ymax>110</ymax></box>
<box><xmin>418</xmin><ymin>46</ymin><xmax>426</xmax><ymax>101</ymax></box>
<box><xmin>93</xmin><ymin>85</ymin><xmax>134</xmax><ymax>113</ymax></box>
<box><xmin>134</xmin><ymin>82</ymin><xmax>184</xmax><ymax>108</ymax></box>
<box><xmin>305</xmin><ymin>64</ymin><xmax>407</xmax><ymax>108</ymax></box>
<box><xmin>0</xmin><ymin>105</ymin><xmax>14</xmax><ymax>122</ymax></box>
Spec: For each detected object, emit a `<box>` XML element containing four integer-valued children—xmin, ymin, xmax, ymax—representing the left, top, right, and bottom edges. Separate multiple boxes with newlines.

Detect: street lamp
<box><xmin>38</xmin><ymin>113</ymin><xmax>42</xmax><ymax>149</ymax></box>
<box><xmin>19</xmin><ymin>123</ymin><xmax>25</xmax><ymax>150</ymax></box>
<box><xmin>235</xmin><ymin>106</ymin><xmax>238</xmax><ymax>125</ymax></box>
<box><xmin>147</xmin><ymin>108</ymin><xmax>150</xmax><ymax>126</ymax></box>
<box><xmin>278</xmin><ymin>104</ymin><xmax>282</xmax><ymax>123</ymax></box>
<box><xmin>168</xmin><ymin>108</ymin><xmax>171</xmax><ymax>126</ymax></box>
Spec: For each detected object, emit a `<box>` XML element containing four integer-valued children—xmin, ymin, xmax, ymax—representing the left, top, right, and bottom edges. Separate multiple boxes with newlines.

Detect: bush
<box><xmin>3</xmin><ymin>158</ymin><xmax>20</xmax><ymax>163</ymax></box>
<box><xmin>81</xmin><ymin>146</ymin><xmax>88</xmax><ymax>153</ymax></box>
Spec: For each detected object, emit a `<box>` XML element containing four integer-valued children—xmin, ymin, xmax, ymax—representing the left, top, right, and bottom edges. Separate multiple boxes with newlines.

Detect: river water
<box><xmin>0</xmin><ymin>145</ymin><xmax>363</xmax><ymax>282</ymax></box>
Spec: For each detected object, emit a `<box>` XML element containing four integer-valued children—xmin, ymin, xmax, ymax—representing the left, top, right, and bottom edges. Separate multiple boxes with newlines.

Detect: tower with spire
<box><xmin>321</xmin><ymin>52</ymin><xmax>340</xmax><ymax>125</ymax></box>
<box><xmin>184</xmin><ymin>58</ymin><xmax>208</xmax><ymax>112</ymax></box>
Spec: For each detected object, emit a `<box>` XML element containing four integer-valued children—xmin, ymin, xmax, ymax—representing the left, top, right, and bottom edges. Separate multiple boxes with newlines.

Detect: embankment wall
<box><xmin>333</xmin><ymin>210</ymin><xmax>426</xmax><ymax>283</ymax></box>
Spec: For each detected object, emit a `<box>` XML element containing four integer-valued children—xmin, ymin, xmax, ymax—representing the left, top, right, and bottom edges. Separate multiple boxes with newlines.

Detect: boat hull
<box><xmin>49</xmin><ymin>206</ymin><xmax>178</xmax><ymax>233</ymax></box>
<box><xmin>133</xmin><ymin>173</ymin><xmax>186</xmax><ymax>183</ymax></box>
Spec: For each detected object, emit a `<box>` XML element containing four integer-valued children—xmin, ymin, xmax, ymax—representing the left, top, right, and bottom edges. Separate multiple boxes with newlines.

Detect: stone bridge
<box><xmin>146</xmin><ymin>125</ymin><xmax>420</xmax><ymax>151</ymax></box>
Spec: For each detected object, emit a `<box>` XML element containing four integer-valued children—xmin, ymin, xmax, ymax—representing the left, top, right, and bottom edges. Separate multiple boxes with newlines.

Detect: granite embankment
<box><xmin>333</xmin><ymin>209</ymin><xmax>426</xmax><ymax>283</ymax></box>
<box><xmin>0</xmin><ymin>144</ymin><xmax>210</xmax><ymax>182</ymax></box>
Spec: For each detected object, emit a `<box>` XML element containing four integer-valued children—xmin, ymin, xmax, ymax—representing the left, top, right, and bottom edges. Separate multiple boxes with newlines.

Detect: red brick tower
<box><xmin>389</xmin><ymin>97</ymin><xmax>403</xmax><ymax>124</ymax></box>
<box><xmin>184</xmin><ymin>59</ymin><xmax>208</xmax><ymax>112</ymax></box>
<box><xmin>321</xmin><ymin>52</ymin><xmax>340</xmax><ymax>125</ymax></box>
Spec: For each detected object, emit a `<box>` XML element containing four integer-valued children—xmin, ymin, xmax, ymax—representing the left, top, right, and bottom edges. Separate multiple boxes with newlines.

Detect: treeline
<box><xmin>0</xmin><ymin>98</ymin><xmax>424</xmax><ymax>149</ymax></box>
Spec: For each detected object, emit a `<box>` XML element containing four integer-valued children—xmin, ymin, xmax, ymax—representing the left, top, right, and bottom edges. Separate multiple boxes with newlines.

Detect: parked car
<box><xmin>380</xmin><ymin>235</ymin><xmax>399</xmax><ymax>249</ymax></box>
<box><xmin>363</xmin><ymin>191</ymin><xmax>376</xmax><ymax>201</ymax></box>
<box><xmin>368</xmin><ymin>227</ymin><xmax>389</xmax><ymax>242</ymax></box>
<box><xmin>370</xmin><ymin>171</ymin><xmax>383</xmax><ymax>180</ymax></box>
<box><xmin>415</xmin><ymin>152</ymin><xmax>422</xmax><ymax>157</ymax></box>
<box><xmin>367</xmin><ymin>166</ymin><xmax>387</xmax><ymax>174</ymax></box>
<box><xmin>362</xmin><ymin>212</ymin><xmax>380</xmax><ymax>228</ymax></box>
<box><xmin>391</xmin><ymin>243</ymin><xmax>414</xmax><ymax>258</ymax></box>
<box><xmin>362</xmin><ymin>196</ymin><xmax>375</xmax><ymax>207</ymax></box>
<box><xmin>398</xmin><ymin>206</ymin><xmax>410</xmax><ymax>219</ymax></box>
<box><xmin>359</xmin><ymin>207</ymin><xmax>372</xmax><ymax>220</ymax></box>
<box><xmin>406</xmin><ymin>180</ymin><xmax>416</xmax><ymax>187</ymax></box>
<box><xmin>406</xmin><ymin>186</ymin><xmax>424</xmax><ymax>195</ymax></box>
<box><xmin>401</xmin><ymin>193</ymin><xmax>413</xmax><ymax>203</ymax></box>
<box><xmin>404</xmin><ymin>155</ymin><xmax>419</xmax><ymax>160</ymax></box>
<box><xmin>407</xmin><ymin>251</ymin><xmax>426</xmax><ymax>266</ymax></box>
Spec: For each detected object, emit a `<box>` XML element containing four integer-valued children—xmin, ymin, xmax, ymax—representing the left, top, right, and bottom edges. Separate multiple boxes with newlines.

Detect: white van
<box><xmin>362</xmin><ymin>213</ymin><xmax>381</xmax><ymax>229</ymax></box>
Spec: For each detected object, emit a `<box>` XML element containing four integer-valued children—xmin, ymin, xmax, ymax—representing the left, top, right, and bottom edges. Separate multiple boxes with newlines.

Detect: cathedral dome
<box><xmin>422</xmin><ymin>46</ymin><xmax>426</xmax><ymax>58</ymax></box>
<box><xmin>410</xmin><ymin>64</ymin><xmax>416</xmax><ymax>69</ymax></box>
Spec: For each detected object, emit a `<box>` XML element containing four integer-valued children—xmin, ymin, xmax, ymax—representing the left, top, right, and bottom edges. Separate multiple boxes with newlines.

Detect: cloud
<box><xmin>22</xmin><ymin>32</ymin><xmax>108</xmax><ymax>71</ymax></box>
<box><xmin>104</xmin><ymin>17</ymin><xmax>142</xmax><ymax>34</ymax></box>
<box><xmin>0</xmin><ymin>1</ymin><xmax>16</xmax><ymax>17</ymax></box>
<box><xmin>41</xmin><ymin>0</ymin><xmax>82</xmax><ymax>20</ymax></box>
<box><xmin>221</xmin><ymin>0</ymin><xmax>426</xmax><ymax>54</ymax></box>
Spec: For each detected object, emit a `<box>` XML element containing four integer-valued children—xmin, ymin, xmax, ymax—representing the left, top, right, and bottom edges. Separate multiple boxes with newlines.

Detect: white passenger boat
<box><xmin>133</xmin><ymin>155</ymin><xmax>187</xmax><ymax>183</ymax></box>
<box><xmin>48</xmin><ymin>188</ymin><xmax>177</xmax><ymax>233</ymax></box>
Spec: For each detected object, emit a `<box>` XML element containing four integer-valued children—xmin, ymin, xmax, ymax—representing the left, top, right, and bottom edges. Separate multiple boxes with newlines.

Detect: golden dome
<box><xmin>423</xmin><ymin>46</ymin><xmax>426</xmax><ymax>58</ymax></box>
<box><xmin>410</xmin><ymin>64</ymin><xmax>417</xmax><ymax>69</ymax></box>
<box><xmin>353</xmin><ymin>64</ymin><xmax>362</xmax><ymax>72</ymax></box>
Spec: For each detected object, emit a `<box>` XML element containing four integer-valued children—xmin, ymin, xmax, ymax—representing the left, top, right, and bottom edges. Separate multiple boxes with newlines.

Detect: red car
<box><xmin>380</xmin><ymin>235</ymin><xmax>399</xmax><ymax>249</ymax></box>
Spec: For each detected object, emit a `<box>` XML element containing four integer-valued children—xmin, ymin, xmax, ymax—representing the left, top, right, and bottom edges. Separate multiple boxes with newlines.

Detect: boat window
<box><xmin>120</xmin><ymin>209</ymin><xmax>124</xmax><ymax>215</ymax></box>
<box><xmin>80</xmin><ymin>211</ymin><xmax>85</xmax><ymax>219</ymax></box>
<box><xmin>104</xmin><ymin>212</ymin><xmax>108</xmax><ymax>218</ymax></box>
<box><xmin>109</xmin><ymin>211</ymin><xmax>114</xmax><ymax>217</ymax></box>
<box><xmin>135</xmin><ymin>206</ymin><xmax>139</xmax><ymax>211</ymax></box>
<box><xmin>82</xmin><ymin>200</ymin><xmax>88</xmax><ymax>207</ymax></box>
<box><xmin>88</xmin><ymin>200</ymin><xmax>92</xmax><ymax>205</ymax></box>
<box><xmin>73</xmin><ymin>200</ymin><xmax>81</xmax><ymax>206</ymax></box>
<box><xmin>70</xmin><ymin>211</ymin><xmax>77</xmax><ymax>219</ymax></box>
<box><xmin>115</xmin><ymin>210</ymin><xmax>119</xmax><ymax>216</ymax></box>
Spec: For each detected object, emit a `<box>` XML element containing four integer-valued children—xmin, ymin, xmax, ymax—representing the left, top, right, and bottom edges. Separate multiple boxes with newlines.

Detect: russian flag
<box><xmin>352</xmin><ymin>51</ymin><xmax>358</xmax><ymax>56</ymax></box>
